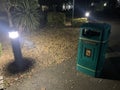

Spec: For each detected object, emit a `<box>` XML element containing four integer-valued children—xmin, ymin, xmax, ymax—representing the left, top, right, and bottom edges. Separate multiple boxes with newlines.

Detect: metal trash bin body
<box><xmin>77</xmin><ymin>23</ymin><xmax>111</xmax><ymax>77</ymax></box>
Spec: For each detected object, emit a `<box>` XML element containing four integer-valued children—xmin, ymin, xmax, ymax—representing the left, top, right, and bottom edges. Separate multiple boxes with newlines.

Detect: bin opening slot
<box><xmin>82</xmin><ymin>29</ymin><xmax>100</xmax><ymax>37</ymax></box>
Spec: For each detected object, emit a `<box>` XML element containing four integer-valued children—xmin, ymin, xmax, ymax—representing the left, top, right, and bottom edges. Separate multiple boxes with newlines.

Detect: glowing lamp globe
<box><xmin>104</xmin><ymin>3</ymin><xmax>107</xmax><ymax>7</ymax></box>
<box><xmin>85</xmin><ymin>12</ymin><xmax>90</xmax><ymax>17</ymax></box>
<box><xmin>9</xmin><ymin>31</ymin><xmax>19</xmax><ymax>39</ymax></box>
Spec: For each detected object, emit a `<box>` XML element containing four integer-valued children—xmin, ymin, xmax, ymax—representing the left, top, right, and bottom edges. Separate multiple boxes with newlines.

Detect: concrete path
<box><xmin>6</xmin><ymin>55</ymin><xmax>120</xmax><ymax>90</ymax></box>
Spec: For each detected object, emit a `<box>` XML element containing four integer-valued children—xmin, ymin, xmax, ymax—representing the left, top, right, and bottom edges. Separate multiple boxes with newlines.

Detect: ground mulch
<box><xmin>0</xmin><ymin>27</ymin><xmax>79</xmax><ymax>88</ymax></box>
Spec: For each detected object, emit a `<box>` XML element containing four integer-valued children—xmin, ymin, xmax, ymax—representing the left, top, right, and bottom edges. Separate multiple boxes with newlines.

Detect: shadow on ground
<box><xmin>101</xmin><ymin>44</ymin><xmax>120</xmax><ymax>80</ymax></box>
<box><xmin>101</xmin><ymin>56</ymin><xmax>120</xmax><ymax>80</ymax></box>
<box><xmin>111</xmin><ymin>44</ymin><xmax>120</xmax><ymax>52</ymax></box>
<box><xmin>107</xmin><ymin>43</ymin><xmax>120</xmax><ymax>53</ymax></box>
<box><xmin>4</xmin><ymin>57</ymin><xmax>35</xmax><ymax>75</ymax></box>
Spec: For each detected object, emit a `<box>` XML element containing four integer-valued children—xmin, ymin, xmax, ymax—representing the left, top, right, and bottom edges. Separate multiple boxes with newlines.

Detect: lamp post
<box><xmin>9</xmin><ymin>30</ymin><xmax>23</xmax><ymax>69</ymax></box>
<box><xmin>72</xmin><ymin>0</ymin><xmax>75</xmax><ymax>19</ymax></box>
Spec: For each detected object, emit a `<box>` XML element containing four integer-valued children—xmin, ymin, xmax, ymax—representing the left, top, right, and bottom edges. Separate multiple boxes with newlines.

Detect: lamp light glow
<box><xmin>85</xmin><ymin>12</ymin><xmax>90</xmax><ymax>17</ymax></box>
<box><xmin>62</xmin><ymin>4</ymin><xmax>66</xmax><ymax>10</ymax></box>
<box><xmin>9</xmin><ymin>31</ymin><xmax>19</xmax><ymax>39</ymax></box>
<box><xmin>104</xmin><ymin>3</ymin><xmax>107</xmax><ymax>7</ymax></box>
<box><xmin>91</xmin><ymin>2</ymin><xmax>94</xmax><ymax>6</ymax></box>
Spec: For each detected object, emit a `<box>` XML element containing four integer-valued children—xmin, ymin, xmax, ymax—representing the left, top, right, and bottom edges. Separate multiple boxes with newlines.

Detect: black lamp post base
<box><xmin>5</xmin><ymin>58</ymin><xmax>35</xmax><ymax>74</ymax></box>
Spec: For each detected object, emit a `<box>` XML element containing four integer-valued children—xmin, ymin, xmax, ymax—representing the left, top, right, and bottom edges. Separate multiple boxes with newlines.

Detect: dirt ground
<box><xmin>0</xmin><ymin>27</ymin><xmax>79</xmax><ymax>88</ymax></box>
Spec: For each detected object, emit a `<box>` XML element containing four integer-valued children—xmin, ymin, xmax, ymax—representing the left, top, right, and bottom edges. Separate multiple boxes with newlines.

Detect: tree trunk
<box><xmin>7</xmin><ymin>9</ymin><xmax>13</xmax><ymax>28</ymax></box>
<box><xmin>3</xmin><ymin>0</ymin><xmax>13</xmax><ymax>28</ymax></box>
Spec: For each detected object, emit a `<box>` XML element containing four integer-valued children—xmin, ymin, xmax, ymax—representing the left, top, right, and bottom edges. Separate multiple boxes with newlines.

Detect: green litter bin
<box><xmin>76</xmin><ymin>23</ymin><xmax>111</xmax><ymax>77</ymax></box>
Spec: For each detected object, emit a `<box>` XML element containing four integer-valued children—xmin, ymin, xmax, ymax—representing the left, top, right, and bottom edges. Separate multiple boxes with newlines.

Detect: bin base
<box><xmin>77</xmin><ymin>64</ymin><xmax>101</xmax><ymax>77</ymax></box>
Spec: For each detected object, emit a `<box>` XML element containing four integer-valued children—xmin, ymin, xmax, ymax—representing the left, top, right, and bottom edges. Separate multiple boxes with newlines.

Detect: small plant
<box><xmin>11</xmin><ymin>0</ymin><xmax>40</xmax><ymax>32</ymax></box>
<box><xmin>47</xmin><ymin>12</ymin><xmax>66</xmax><ymax>26</ymax></box>
<box><xmin>1</xmin><ymin>0</ymin><xmax>40</xmax><ymax>32</ymax></box>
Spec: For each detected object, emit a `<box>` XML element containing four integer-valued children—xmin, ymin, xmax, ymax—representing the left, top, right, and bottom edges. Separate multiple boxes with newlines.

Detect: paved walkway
<box><xmin>6</xmin><ymin>54</ymin><xmax>120</xmax><ymax>90</ymax></box>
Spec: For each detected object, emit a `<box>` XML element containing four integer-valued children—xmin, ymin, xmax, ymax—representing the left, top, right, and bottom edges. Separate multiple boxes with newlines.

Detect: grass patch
<box><xmin>72</xmin><ymin>18</ymin><xmax>88</xmax><ymax>27</ymax></box>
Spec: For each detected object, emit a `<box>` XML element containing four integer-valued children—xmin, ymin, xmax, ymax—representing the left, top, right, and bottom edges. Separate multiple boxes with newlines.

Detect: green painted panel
<box><xmin>77</xmin><ymin>23</ymin><xmax>111</xmax><ymax>77</ymax></box>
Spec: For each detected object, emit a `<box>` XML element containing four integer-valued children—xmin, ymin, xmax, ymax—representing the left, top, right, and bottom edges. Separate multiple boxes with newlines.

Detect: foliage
<box><xmin>9</xmin><ymin>0</ymin><xmax>40</xmax><ymax>32</ymax></box>
<box><xmin>71</xmin><ymin>18</ymin><xmax>88</xmax><ymax>27</ymax></box>
<box><xmin>47</xmin><ymin>12</ymin><xmax>66</xmax><ymax>26</ymax></box>
<box><xmin>95</xmin><ymin>1</ymin><xmax>105</xmax><ymax>11</ymax></box>
<box><xmin>0</xmin><ymin>0</ymin><xmax>40</xmax><ymax>32</ymax></box>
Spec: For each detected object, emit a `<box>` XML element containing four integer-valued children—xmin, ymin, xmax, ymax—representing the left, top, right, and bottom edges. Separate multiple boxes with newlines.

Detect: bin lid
<box><xmin>80</xmin><ymin>22</ymin><xmax>111</xmax><ymax>42</ymax></box>
<box><xmin>80</xmin><ymin>23</ymin><xmax>111</xmax><ymax>31</ymax></box>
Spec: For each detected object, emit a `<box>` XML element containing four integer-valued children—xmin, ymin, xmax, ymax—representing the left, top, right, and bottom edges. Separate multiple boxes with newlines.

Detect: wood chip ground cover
<box><xmin>0</xmin><ymin>27</ymin><xmax>79</xmax><ymax>87</ymax></box>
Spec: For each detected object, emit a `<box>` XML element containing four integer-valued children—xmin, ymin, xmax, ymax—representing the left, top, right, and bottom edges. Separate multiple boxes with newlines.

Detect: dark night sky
<box><xmin>38</xmin><ymin>0</ymin><xmax>119</xmax><ymax>17</ymax></box>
